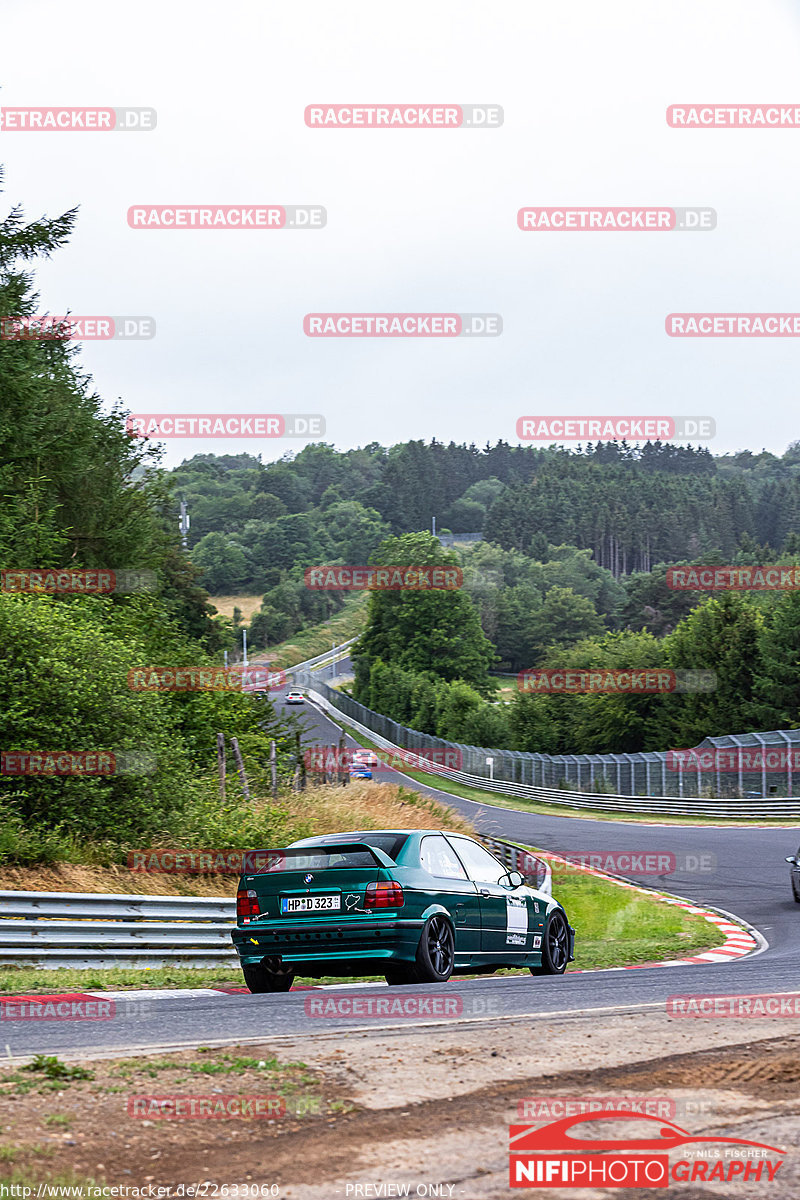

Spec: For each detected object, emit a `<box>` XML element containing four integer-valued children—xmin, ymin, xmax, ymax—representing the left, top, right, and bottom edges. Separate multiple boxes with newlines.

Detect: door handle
<box><xmin>479</xmin><ymin>888</ymin><xmax>491</xmax><ymax>896</ymax></box>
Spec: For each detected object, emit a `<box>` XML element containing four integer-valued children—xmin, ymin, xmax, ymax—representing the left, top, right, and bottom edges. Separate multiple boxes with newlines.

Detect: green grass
<box><xmin>557</xmin><ymin>871</ymin><xmax>724</xmax><ymax>968</ymax></box>
<box><xmin>268</xmin><ymin>596</ymin><xmax>368</xmax><ymax>670</ymax></box>
<box><xmin>324</xmin><ymin>718</ymin><xmax>799</xmax><ymax>826</ymax></box>
<box><xmin>0</xmin><ymin>1170</ymin><xmax>99</xmax><ymax>1188</ymax></box>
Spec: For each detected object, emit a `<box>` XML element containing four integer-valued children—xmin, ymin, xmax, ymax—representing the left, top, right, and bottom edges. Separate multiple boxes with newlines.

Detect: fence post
<box><xmin>295</xmin><ymin>731</ymin><xmax>306</xmax><ymax>792</ymax></box>
<box><xmin>216</xmin><ymin>732</ymin><xmax>226</xmax><ymax>801</ymax></box>
<box><xmin>230</xmin><ymin>737</ymin><xmax>250</xmax><ymax>802</ymax></box>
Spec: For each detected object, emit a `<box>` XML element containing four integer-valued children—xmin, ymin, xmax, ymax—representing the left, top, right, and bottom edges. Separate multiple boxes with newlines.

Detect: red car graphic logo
<box><xmin>510</xmin><ymin>1111</ymin><xmax>785</xmax><ymax>1155</ymax></box>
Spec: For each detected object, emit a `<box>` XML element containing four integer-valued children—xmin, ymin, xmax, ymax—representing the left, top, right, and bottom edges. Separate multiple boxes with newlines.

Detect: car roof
<box><xmin>288</xmin><ymin>828</ymin><xmax>460</xmax><ymax>846</ymax></box>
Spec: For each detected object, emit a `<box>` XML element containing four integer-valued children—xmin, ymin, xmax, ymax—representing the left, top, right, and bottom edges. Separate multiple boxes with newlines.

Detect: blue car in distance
<box><xmin>348</xmin><ymin>750</ymin><xmax>378</xmax><ymax>780</ymax></box>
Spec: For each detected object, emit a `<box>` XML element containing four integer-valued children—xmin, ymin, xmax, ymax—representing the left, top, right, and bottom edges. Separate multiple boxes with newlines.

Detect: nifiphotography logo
<box><xmin>509</xmin><ymin>1110</ymin><xmax>785</xmax><ymax>1187</ymax></box>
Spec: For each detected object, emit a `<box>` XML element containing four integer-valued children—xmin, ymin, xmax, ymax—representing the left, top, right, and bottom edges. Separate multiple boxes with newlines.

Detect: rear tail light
<box><xmin>364</xmin><ymin>881</ymin><xmax>404</xmax><ymax>909</ymax></box>
<box><xmin>237</xmin><ymin>889</ymin><xmax>260</xmax><ymax>921</ymax></box>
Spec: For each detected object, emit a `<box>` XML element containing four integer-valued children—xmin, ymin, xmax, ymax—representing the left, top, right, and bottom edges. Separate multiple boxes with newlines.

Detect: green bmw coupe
<box><xmin>232</xmin><ymin>829</ymin><xmax>575</xmax><ymax>992</ymax></box>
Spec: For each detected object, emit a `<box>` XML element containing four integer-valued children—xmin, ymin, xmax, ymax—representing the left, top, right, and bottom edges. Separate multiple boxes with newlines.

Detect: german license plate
<box><xmin>281</xmin><ymin>894</ymin><xmax>340</xmax><ymax>914</ymax></box>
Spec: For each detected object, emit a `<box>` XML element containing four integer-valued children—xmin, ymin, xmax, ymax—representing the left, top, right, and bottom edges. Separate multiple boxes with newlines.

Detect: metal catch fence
<box><xmin>298</xmin><ymin>671</ymin><xmax>800</xmax><ymax>815</ymax></box>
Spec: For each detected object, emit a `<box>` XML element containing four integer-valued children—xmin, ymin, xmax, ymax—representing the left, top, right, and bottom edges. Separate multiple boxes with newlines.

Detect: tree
<box><xmin>352</xmin><ymin>533</ymin><xmax>496</xmax><ymax>695</ymax></box>
<box><xmin>0</xmin><ymin>168</ymin><xmax>219</xmax><ymax>644</ymax></box>
<box><xmin>621</xmin><ymin>567</ymin><xmax>703</xmax><ymax>635</ymax></box>
<box><xmin>441</xmin><ymin>497</ymin><xmax>486</xmax><ymax>533</ymax></box>
<box><xmin>322</xmin><ymin>501</ymin><xmax>389</xmax><ymax>562</ymax></box>
<box><xmin>661</xmin><ymin>594</ymin><xmax>765</xmax><ymax>746</ymax></box>
<box><xmin>755</xmin><ymin>592</ymin><xmax>800</xmax><ymax>728</ymax></box>
<box><xmin>493</xmin><ymin>585</ymin><xmax>542</xmax><ymax>671</ymax></box>
<box><xmin>0</xmin><ymin>173</ymin><xmax>161</xmax><ymax>569</ymax></box>
<box><xmin>191</xmin><ymin>533</ymin><xmax>250</xmax><ymax>593</ymax></box>
<box><xmin>527</xmin><ymin>587</ymin><xmax>605</xmax><ymax>665</ymax></box>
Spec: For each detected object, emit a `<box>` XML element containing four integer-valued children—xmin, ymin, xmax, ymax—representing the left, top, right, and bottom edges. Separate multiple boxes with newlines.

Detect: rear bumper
<box><xmin>231</xmin><ymin>917</ymin><xmax>425</xmax><ymax>967</ymax></box>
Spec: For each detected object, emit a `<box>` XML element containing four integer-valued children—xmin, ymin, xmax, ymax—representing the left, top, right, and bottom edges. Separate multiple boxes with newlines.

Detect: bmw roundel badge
<box><xmin>304</xmin><ymin>874</ymin><xmax>314</xmax><ymax>883</ymax></box>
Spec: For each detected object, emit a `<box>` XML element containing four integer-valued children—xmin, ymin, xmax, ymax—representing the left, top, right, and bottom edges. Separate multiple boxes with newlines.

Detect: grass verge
<box><xmin>268</xmin><ymin>596</ymin><xmax>368</xmax><ymax>670</ymax></box>
<box><xmin>206</xmin><ymin>593</ymin><xmax>264</xmax><ymax>624</ymax></box>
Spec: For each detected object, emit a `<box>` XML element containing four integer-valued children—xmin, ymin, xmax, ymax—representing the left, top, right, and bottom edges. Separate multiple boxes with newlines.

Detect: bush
<box><xmin>0</xmin><ymin>593</ymin><xmax>296</xmax><ymax>853</ymax></box>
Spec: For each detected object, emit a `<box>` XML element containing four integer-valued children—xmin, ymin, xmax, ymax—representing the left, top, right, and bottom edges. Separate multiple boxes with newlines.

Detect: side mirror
<box><xmin>504</xmin><ymin>870</ymin><xmax>524</xmax><ymax>888</ymax></box>
<box><xmin>786</xmin><ymin>857</ymin><xmax>797</xmax><ymax>865</ymax></box>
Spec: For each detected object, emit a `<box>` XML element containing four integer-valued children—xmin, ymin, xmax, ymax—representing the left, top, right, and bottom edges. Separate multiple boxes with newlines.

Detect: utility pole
<box><xmin>432</xmin><ymin>515</ymin><xmax>436</xmax><ymax>538</ymax></box>
<box><xmin>179</xmin><ymin>499</ymin><xmax>190</xmax><ymax>549</ymax></box>
<box><xmin>242</xmin><ymin>627</ymin><xmax>248</xmax><ymax>668</ymax></box>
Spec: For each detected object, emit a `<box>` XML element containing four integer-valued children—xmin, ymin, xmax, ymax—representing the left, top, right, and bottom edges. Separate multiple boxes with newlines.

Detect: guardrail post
<box><xmin>270</xmin><ymin>740</ymin><xmax>278</xmax><ymax>799</ymax></box>
<box><xmin>295</xmin><ymin>731</ymin><xmax>306</xmax><ymax>792</ymax></box>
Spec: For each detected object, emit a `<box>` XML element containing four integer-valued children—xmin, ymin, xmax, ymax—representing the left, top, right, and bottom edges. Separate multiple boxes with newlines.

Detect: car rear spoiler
<box><xmin>243</xmin><ymin>842</ymin><xmax>398</xmax><ymax>871</ymax></box>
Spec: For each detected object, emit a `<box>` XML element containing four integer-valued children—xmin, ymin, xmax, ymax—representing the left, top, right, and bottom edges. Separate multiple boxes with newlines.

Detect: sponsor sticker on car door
<box><xmin>507</xmin><ymin>895</ymin><xmax>528</xmax><ymax>946</ymax></box>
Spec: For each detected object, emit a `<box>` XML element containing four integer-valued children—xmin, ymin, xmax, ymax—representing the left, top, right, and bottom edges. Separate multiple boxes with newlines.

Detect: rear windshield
<box><xmin>317</xmin><ymin>833</ymin><xmax>410</xmax><ymax>862</ymax></box>
<box><xmin>256</xmin><ymin>846</ymin><xmax>382</xmax><ymax>873</ymax></box>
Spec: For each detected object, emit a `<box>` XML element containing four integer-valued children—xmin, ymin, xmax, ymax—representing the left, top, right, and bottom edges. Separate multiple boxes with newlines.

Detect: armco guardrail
<box><xmin>0</xmin><ymin>837</ymin><xmax>549</xmax><ymax>969</ymax></box>
<box><xmin>285</xmin><ymin>638</ymin><xmax>357</xmax><ymax>678</ymax></box>
<box><xmin>304</xmin><ymin>684</ymin><xmax>800</xmax><ymax>819</ymax></box>
<box><xmin>0</xmin><ymin>891</ymin><xmax>238</xmax><ymax>969</ymax></box>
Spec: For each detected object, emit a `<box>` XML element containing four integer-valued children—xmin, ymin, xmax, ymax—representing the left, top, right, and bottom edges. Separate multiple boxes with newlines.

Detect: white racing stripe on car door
<box><xmin>506</xmin><ymin>894</ymin><xmax>528</xmax><ymax>946</ymax></box>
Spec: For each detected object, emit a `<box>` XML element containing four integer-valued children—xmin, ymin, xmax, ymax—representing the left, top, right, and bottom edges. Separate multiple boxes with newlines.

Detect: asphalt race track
<box><xmin>6</xmin><ymin>695</ymin><xmax>800</xmax><ymax>1060</ymax></box>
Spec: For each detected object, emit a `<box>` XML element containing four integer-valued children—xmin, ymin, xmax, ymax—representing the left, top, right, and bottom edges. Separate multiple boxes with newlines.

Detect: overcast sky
<box><xmin>3</xmin><ymin>0</ymin><xmax>800</xmax><ymax>468</ymax></box>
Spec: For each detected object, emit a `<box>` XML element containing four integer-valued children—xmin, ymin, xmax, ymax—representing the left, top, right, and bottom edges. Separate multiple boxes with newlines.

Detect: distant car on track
<box><xmin>348</xmin><ymin>762</ymin><xmax>373</xmax><ymax>780</ymax></box>
<box><xmin>232</xmin><ymin>828</ymin><xmax>574</xmax><ymax>993</ymax></box>
<box><xmin>348</xmin><ymin>749</ymin><xmax>378</xmax><ymax>778</ymax></box>
<box><xmin>352</xmin><ymin>749</ymin><xmax>378</xmax><ymax>768</ymax></box>
<box><xmin>785</xmin><ymin>847</ymin><xmax>800</xmax><ymax>902</ymax></box>
<box><xmin>284</xmin><ymin>689</ymin><xmax>305</xmax><ymax>705</ymax></box>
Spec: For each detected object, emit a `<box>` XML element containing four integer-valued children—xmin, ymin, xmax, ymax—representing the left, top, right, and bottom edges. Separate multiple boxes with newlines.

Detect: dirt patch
<box><xmin>2</xmin><ymin>1016</ymin><xmax>799</xmax><ymax>1197</ymax></box>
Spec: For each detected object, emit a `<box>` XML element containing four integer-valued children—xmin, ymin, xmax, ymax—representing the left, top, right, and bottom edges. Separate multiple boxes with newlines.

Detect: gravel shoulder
<box><xmin>3</xmin><ymin>1008</ymin><xmax>799</xmax><ymax>1198</ymax></box>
